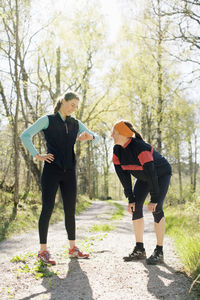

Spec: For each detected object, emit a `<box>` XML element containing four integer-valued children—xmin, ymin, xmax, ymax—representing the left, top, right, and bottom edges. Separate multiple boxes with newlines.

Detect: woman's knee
<box><xmin>152</xmin><ymin>209</ymin><xmax>164</xmax><ymax>223</ymax></box>
<box><xmin>132</xmin><ymin>207</ymin><xmax>143</xmax><ymax>220</ymax></box>
<box><xmin>41</xmin><ymin>202</ymin><xmax>54</xmax><ymax>216</ymax></box>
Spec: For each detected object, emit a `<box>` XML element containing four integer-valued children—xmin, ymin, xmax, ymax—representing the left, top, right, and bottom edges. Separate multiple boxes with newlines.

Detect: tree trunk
<box><xmin>193</xmin><ymin>133</ymin><xmax>198</xmax><ymax>192</ymax></box>
<box><xmin>23</xmin><ymin>168</ymin><xmax>31</xmax><ymax>198</ymax></box>
<box><xmin>13</xmin><ymin>0</ymin><xmax>20</xmax><ymax>207</ymax></box>
<box><xmin>141</xmin><ymin>102</ymin><xmax>147</xmax><ymax>139</ymax></box>
<box><xmin>156</xmin><ymin>0</ymin><xmax>163</xmax><ymax>153</ymax></box>
<box><xmin>20</xmin><ymin>143</ymin><xmax>41</xmax><ymax>189</ymax></box>
<box><xmin>55</xmin><ymin>47</ymin><xmax>61</xmax><ymax>99</ymax></box>
<box><xmin>90</xmin><ymin>145</ymin><xmax>96</xmax><ymax>199</ymax></box>
<box><xmin>176</xmin><ymin>143</ymin><xmax>183</xmax><ymax>203</ymax></box>
<box><xmin>188</xmin><ymin>137</ymin><xmax>194</xmax><ymax>193</ymax></box>
<box><xmin>87</xmin><ymin>142</ymin><xmax>92</xmax><ymax>199</ymax></box>
<box><xmin>103</xmin><ymin>135</ymin><xmax>109</xmax><ymax>199</ymax></box>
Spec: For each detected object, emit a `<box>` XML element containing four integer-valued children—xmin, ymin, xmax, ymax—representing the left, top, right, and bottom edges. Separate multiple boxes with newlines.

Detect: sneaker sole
<box><xmin>37</xmin><ymin>257</ymin><xmax>56</xmax><ymax>265</ymax></box>
<box><xmin>69</xmin><ymin>256</ymin><xmax>89</xmax><ymax>259</ymax></box>
<box><xmin>146</xmin><ymin>259</ymin><xmax>164</xmax><ymax>265</ymax></box>
<box><xmin>123</xmin><ymin>256</ymin><xmax>146</xmax><ymax>262</ymax></box>
<box><xmin>69</xmin><ymin>254</ymin><xmax>89</xmax><ymax>259</ymax></box>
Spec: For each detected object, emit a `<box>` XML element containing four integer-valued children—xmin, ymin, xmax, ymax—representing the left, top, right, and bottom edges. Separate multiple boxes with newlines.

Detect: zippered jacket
<box><xmin>43</xmin><ymin>114</ymin><xmax>78</xmax><ymax>169</ymax></box>
<box><xmin>20</xmin><ymin>112</ymin><xmax>98</xmax><ymax>170</ymax></box>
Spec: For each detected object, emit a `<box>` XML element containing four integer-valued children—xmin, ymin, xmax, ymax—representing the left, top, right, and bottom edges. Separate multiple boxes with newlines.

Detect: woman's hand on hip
<box><xmin>148</xmin><ymin>202</ymin><xmax>157</xmax><ymax>212</ymax></box>
<box><xmin>128</xmin><ymin>203</ymin><xmax>135</xmax><ymax>214</ymax></box>
<box><xmin>77</xmin><ymin>132</ymin><xmax>93</xmax><ymax>141</ymax></box>
<box><xmin>35</xmin><ymin>153</ymin><xmax>54</xmax><ymax>163</ymax></box>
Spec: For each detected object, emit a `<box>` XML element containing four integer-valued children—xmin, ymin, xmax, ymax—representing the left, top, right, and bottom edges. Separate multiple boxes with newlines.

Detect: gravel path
<box><xmin>0</xmin><ymin>200</ymin><xmax>198</xmax><ymax>300</ymax></box>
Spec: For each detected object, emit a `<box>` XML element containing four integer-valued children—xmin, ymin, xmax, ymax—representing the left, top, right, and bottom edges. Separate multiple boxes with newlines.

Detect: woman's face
<box><xmin>111</xmin><ymin>128</ymin><xmax>120</xmax><ymax>144</ymax></box>
<box><xmin>62</xmin><ymin>98</ymin><xmax>79</xmax><ymax>116</ymax></box>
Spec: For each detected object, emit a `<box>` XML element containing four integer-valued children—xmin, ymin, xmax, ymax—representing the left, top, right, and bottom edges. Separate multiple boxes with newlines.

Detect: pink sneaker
<box><xmin>37</xmin><ymin>250</ymin><xmax>56</xmax><ymax>265</ymax></box>
<box><xmin>69</xmin><ymin>246</ymin><xmax>89</xmax><ymax>259</ymax></box>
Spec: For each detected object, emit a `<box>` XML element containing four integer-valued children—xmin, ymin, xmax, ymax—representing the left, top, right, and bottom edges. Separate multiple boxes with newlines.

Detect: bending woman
<box><xmin>112</xmin><ymin>120</ymin><xmax>172</xmax><ymax>265</ymax></box>
<box><xmin>20</xmin><ymin>92</ymin><xmax>97</xmax><ymax>264</ymax></box>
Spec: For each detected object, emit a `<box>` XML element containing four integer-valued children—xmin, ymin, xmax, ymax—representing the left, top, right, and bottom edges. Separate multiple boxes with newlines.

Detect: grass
<box><xmin>88</xmin><ymin>201</ymin><xmax>124</xmax><ymax>233</ymax></box>
<box><xmin>76</xmin><ymin>194</ymin><xmax>93</xmax><ymax>215</ymax></box>
<box><xmin>108</xmin><ymin>201</ymin><xmax>124</xmax><ymax>220</ymax></box>
<box><xmin>10</xmin><ymin>251</ymin><xmax>35</xmax><ymax>263</ymax></box>
<box><xmin>62</xmin><ymin>233</ymin><xmax>108</xmax><ymax>258</ymax></box>
<box><xmin>89</xmin><ymin>223</ymin><xmax>115</xmax><ymax>232</ymax></box>
<box><xmin>165</xmin><ymin>203</ymin><xmax>200</xmax><ymax>294</ymax></box>
<box><xmin>0</xmin><ymin>191</ymin><xmax>93</xmax><ymax>242</ymax></box>
<box><xmin>11</xmin><ymin>233</ymin><xmax>110</xmax><ymax>281</ymax></box>
<box><xmin>11</xmin><ymin>252</ymin><xmax>58</xmax><ymax>280</ymax></box>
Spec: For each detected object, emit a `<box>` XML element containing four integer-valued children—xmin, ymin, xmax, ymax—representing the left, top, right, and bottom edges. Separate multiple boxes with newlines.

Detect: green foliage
<box><xmin>62</xmin><ymin>233</ymin><xmax>108</xmax><ymax>259</ymax></box>
<box><xmin>165</xmin><ymin>204</ymin><xmax>200</xmax><ymax>278</ymax></box>
<box><xmin>89</xmin><ymin>223</ymin><xmax>114</xmax><ymax>232</ymax></box>
<box><xmin>108</xmin><ymin>201</ymin><xmax>124</xmax><ymax>220</ymax></box>
<box><xmin>89</xmin><ymin>200</ymin><xmax>124</xmax><ymax>232</ymax></box>
<box><xmin>11</xmin><ymin>252</ymin><xmax>58</xmax><ymax>280</ymax></box>
<box><xmin>33</xmin><ymin>261</ymin><xmax>57</xmax><ymax>280</ymax></box>
<box><xmin>163</xmin><ymin>97</ymin><xmax>197</xmax><ymax>167</ymax></box>
<box><xmin>0</xmin><ymin>194</ymin><xmax>59</xmax><ymax>242</ymax></box>
<box><xmin>11</xmin><ymin>252</ymin><xmax>34</xmax><ymax>263</ymax></box>
<box><xmin>75</xmin><ymin>194</ymin><xmax>93</xmax><ymax>215</ymax></box>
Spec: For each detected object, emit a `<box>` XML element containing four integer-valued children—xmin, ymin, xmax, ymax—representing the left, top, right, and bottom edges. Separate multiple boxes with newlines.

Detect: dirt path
<box><xmin>0</xmin><ymin>200</ymin><xmax>197</xmax><ymax>300</ymax></box>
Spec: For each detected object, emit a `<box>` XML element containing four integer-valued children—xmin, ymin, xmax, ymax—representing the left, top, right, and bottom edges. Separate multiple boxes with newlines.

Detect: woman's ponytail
<box><xmin>54</xmin><ymin>97</ymin><xmax>62</xmax><ymax>114</ymax></box>
<box><xmin>124</xmin><ymin>121</ymin><xmax>143</xmax><ymax>140</ymax></box>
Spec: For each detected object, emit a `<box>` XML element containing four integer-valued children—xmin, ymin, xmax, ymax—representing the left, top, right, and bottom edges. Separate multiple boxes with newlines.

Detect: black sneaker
<box><xmin>146</xmin><ymin>248</ymin><xmax>164</xmax><ymax>265</ymax></box>
<box><xmin>123</xmin><ymin>246</ymin><xmax>146</xmax><ymax>261</ymax></box>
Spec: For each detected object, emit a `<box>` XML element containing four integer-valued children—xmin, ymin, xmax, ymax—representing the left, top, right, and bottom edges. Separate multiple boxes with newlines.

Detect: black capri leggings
<box><xmin>132</xmin><ymin>174</ymin><xmax>171</xmax><ymax>223</ymax></box>
<box><xmin>39</xmin><ymin>163</ymin><xmax>77</xmax><ymax>244</ymax></box>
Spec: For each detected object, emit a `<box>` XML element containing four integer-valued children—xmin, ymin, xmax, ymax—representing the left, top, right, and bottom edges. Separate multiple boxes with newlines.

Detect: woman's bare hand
<box><xmin>128</xmin><ymin>203</ymin><xmax>135</xmax><ymax>214</ymax></box>
<box><xmin>35</xmin><ymin>153</ymin><xmax>54</xmax><ymax>163</ymax></box>
<box><xmin>148</xmin><ymin>202</ymin><xmax>157</xmax><ymax>212</ymax></box>
<box><xmin>77</xmin><ymin>132</ymin><xmax>93</xmax><ymax>141</ymax></box>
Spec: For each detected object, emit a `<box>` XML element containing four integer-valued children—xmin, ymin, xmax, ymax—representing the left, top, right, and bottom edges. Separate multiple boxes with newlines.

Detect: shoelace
<box><xmin>154</xmin><ymin>250</ymin><xmax>162</xmax><ymax>257</ymax></box>
<box><xmin>41</xmin><ymin>251</ymin><xmax>50</xmax><ymax>260</ymax></box>
<box><xmin>70</xmin><ymin>247</ymin><xmax>79</xmax><ymax>254</ymax></box>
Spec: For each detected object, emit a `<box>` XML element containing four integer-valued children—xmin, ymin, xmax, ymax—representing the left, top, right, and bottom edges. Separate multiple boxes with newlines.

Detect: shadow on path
<box><xmin>142</xmin><ymin>261</ymin><xmax>195</xmax><ymax>300</ymax></box>
<box><xmin>19</xmin><ymin>259</ymin><xmax>94</xmax><ymax>300</ymax></box>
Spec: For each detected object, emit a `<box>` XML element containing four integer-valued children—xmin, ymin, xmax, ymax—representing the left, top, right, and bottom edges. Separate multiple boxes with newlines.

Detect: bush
<box><xmin>165</xmin><ymin>204</ymin><xmax>200</xmax><ymax>279</ymax></box>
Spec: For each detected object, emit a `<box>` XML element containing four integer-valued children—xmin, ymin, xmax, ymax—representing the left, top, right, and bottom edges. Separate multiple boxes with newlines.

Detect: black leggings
<box><xmin>132</xmin><ymin>174</ymin><xmax>171</xmax><ymax>223</ymax></box>
<box><xmin>39</xmin><ymin>163</ymin><xmax>77</xmax><ymax>244</ymax></box>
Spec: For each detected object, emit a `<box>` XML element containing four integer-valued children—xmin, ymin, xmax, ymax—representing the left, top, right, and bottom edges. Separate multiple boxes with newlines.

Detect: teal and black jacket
<box><xmin>20</xmin><ymin>112</ymin><xmax>98</xmax><ymax>170</ymax></box>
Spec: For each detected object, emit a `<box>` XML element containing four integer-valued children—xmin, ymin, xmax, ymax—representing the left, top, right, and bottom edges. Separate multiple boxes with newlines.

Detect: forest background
<box><xmin>0</xmin><ymin>0</ymin><xmax>199</xmax><ymax>288</ymax></box>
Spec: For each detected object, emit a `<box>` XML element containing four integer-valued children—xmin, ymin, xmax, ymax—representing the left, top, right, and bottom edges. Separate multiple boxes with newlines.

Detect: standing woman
<box><xmin>20</xmin><ymin>92</ymin><xmax>97</xmax><ymax>264</ymax></box>
<box><xmin>112</xmin><ymin>120</ymin><xmax>172</xmax><ymax>265</ymax></box>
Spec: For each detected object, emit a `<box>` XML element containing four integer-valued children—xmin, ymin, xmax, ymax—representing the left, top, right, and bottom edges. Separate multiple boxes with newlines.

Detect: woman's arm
<box><xmin>143</xmin><ymin>162</ymin><xmax>159</xmax><ymax>202</ymax></box>
<box><xmin>114</xmin><ymin>164</ymin><xmax>134</xmax><ymax>203</ymax></box>
<box><xmin>20</xmin><ymin>116</ymin><xmax>49</xmax><ymax>156</ymax></box>
<box><xmin>137</xmin><ymin>146</ymin><xmax>159</xmax><ymax>203</ymax></box>
<box><xmin>77</xmin><ymin>120</ymin><xmax>99</xmax><ymax>141</ymax></box>
<box><xmin>113</xmin><ymin>148</ymin><xmax>134</xmax><ymax>203</ymax></box>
